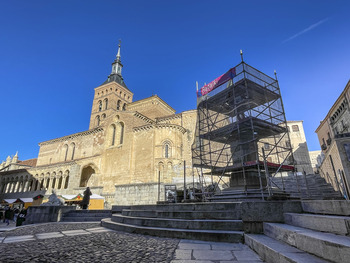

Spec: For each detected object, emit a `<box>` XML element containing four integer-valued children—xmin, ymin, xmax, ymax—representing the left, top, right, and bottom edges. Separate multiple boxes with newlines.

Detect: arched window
<box><xmin>104</xmin><ymin>98</ymin><xmax>108</xmax><ymax>110</ymax></box>
<box><xmin>70</xmin><ymin>143</ymin><xmax>75</xmax><ymax>160</ymax></box>
<box><xmin>110</xmin><ymin>124</ymin><xmax>116</xmax><ymax>146</ymax></box>
<box><xmin>116</xmin><ymin>122</ymin><xmax>124</xmax><ymax>144</ymax></box>
<box><xmin>95</xmin><ymin>115</ymin><xmax>100</xmax><ymax>127</ymax></box>
<box><xmin>46</xmin><ymin>177</ymin><xmax>50</xmax><ymax>189</ymax></box>
<box><xmin>163</xmin><ymin>141</ymin><xmax>172</xmax><ymax>158</ymax></box>
<box><xmin>64</xmin><ymin>171</ymin><xmax>70</xmax><ymax>189</ymax></box>
<box><xmin>63</xmin><ymin>144</ymin><xmax>68</xmax><ymax>161</ymax></box>
<box><xmin>98</xmin><ymin>100</ymin><xmax>102</xmax><ymax>111</ymax></box>
<box><xmin>102</xmin><ymin>113</ymin><xmax>106</xmax><ymax>119</ymax></box>
<box><xmin>165</xmin><ymin>144</ymin><xmax>169</xmax><ymax>158</ymax></box>
<box><xmin>117</xmin><ymin>100</ymin><xmax>121</xmax><ymax>110</ymax></box>
<box><xmin>39</xmin><ymin>178</ymin><xmax>44</xmax><ymax>190</ymax></box>
<box><xmin>58</xmin><ymin>176</ymin><xmax>63</xmax><ymax>189</ymax></box>
<box><xmin>52</xmin><ymin>176</ymin><xmax>56</xmax><ymax>189</ymax></box>
<box><xmin>122</xmin><ymin>103</ymin><xmax>126</xmax><ymax>111</ymax></box>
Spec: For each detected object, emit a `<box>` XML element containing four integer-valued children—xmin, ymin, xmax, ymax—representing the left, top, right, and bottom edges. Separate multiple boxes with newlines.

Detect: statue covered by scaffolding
<box><xmin>191</xmin><ymin>53</ymin><xmax>295</xmax><ymax>200</ymax></box>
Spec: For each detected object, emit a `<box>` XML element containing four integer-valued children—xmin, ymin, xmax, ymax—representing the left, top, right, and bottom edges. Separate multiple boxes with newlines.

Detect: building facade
<box><xmin>0</xmin><ymin>44</ymin><xmax>197</xmax><ymax>206</ymax></box>
<box><xmin>286</xmin><ymin>121</ymin><xmax>313</xmax><ymax>175</ymax></box>
<box><xmin>315</xmin><ymin>80</ymin><xmax>350</xmax><ymax>199</ymax></box>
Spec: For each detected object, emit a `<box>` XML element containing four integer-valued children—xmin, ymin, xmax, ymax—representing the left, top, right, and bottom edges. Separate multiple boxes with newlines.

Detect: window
<box><xmin>104</xmin><ymin>98</ymin><xmax>108</xmax><ymax>110</ymax></box>
<box><xmin>117</xmin><ymin>100</ymin><xmax>121</xmax><ymax>110</ymax></box>
<box><xmin>122</xmin><ymin>103</ymin><xmax>126</xmax><ymax>111</ymax></box>
<box><xmin>165</xmin><ymin>144</ymin><xmax>169</xmax><ymax>158</ymax></box>
<box><xmin>110</xmin><ymin>124</ymin><xmax>116</xmax><ymax>146</ymax></box>
<box><xmin>292</xmin><ymin>125</ymin><xmax>299</xmax><ymax>132</ymax></box>
<box><xmin>264</xmin><ymin>143</ymin><xmax>270</xmax><ymax>150</ymax></box>
<box><xmin>95</xmin><ymin>115</ymin><xmax>100</xmax><ymax>127</ymax></box>
<box><xmin>63</xmin><ymin>144</ymin><xmax>68</xmax><ymax>161</ymax></box>
<box><xmin>119</xmin><ymin>123</ymin><xmax>124</xmax><ymax>144</ymax></box>
<box><xmin>70</xmin><ymin>143</ymin><xmax>75</xmax><ymax>160</ymax></box>
<box><xmin>98</xmin><ymin>101</ymin><xmax>102</xmax><ymax>111</ymax></box>
<box><xmin>163</xmin><ymin>141</ymin><xmax>171</xmax><ymax>158</ymax></box>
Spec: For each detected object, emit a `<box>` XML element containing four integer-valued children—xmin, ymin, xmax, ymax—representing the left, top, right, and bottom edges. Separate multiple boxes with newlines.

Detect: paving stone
<box><xmin>36</xmin><ymin>232</ymin><xmax>65</xmax><ymax>239</ymax></box>
<box><xmin>86</xmin><ymin>227</ymin><xmax>113</xmax><ymax>233</ymax></box>
<box><xmin>233</xmin><ymin>250</ymin><xmax>262</xmax><ymax>261</ymax></box>
<box><xmin>174</xmin><ymin>249</ymin><xmax>193</xmax><ymax>260</ymax></box>
<box><xmin>193</xmin><ymin>250</ymin><xmax>235</xmax><ymax>261</ymax></box>
<box><xmin>61</xmin><ymin>229</ymin><xmax>91</xmax><ymax>236</ymax></box>
<box><xmin>211</xmin><ymin>242</ymin><xmax>244</xmax><ymax>250</ymax></box>
<box><xmin>3</xmin><ymin>235</ymin><xmax>36</xmax><ymax>243</ymax></box>
<box><xmin>178</xmin><ymin>243</ymin><xmax>211</xmax><ymax>250</ymax></box>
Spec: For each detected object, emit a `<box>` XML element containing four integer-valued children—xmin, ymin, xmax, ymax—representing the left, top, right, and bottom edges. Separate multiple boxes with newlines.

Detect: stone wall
<box><xmin>115</xmin><ymin>183</ymin><xmax>165</xmax><ymax>205</ymax></box>
<box><xmin>24</xmin><ymin>205</ymin><xmax>76</xmax><ymax>224</ymax></box>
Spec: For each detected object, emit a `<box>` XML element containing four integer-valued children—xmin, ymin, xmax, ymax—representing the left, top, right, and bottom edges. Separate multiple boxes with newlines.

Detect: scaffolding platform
<box><xmin>192</xmin><ymin>61</ymin><xmax>295</xmax><ymax>200</ymax></box>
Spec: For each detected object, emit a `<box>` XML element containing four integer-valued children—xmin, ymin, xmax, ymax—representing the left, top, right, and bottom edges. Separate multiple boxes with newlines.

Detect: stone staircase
<box><xmin>61</xmin><ymin>209</ymin><xmax>112</xmax><ymax>222</ymax></box>
<box><xmin>209</xmin><ymin>188</ymin><xmax>290</xmax><ymax>202</ymax></box>
<box><xmin>102</xmin><ymin>203</ymin><xmax>245</xmax><ymax>242</ymax></box>
<box><xmin>245</xmin><ymin>200</ymin><xmax>350</xmax><ymax>263</ymax></box>
<box><xmin>102</xmin><ymin>201</ymin><xmax>303</xmax><ymax>243</ymax></box>
<box><xmin>210</xmin><ymin>174</ymin><xmax>343</xmax><ymax>202</ymax></box>
<box><xmin>271</xmin><ymin>173</ymin><xmax>343</xmax><ymax>199</ymax></box>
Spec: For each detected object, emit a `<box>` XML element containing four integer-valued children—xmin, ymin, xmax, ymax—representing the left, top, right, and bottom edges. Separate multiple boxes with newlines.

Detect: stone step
<box><xmin>284</xmin><ymin>213</ymin><xmax>350</xmax><ymax>235</ymax></box>
<box><xmin>111</xmin><ymin>214</ymin><xmax>243</xmax><ymax>231</ymax></box>
<box><xmin>263</xmin><ymin>222</ymin><xmax>350</xmax><ymax>263</ymax></box>
<box><xmin>301</xmin><ymin>200</ymin><xmax>350</xmax><ymax>216</ymax></box>
<box><xmin>60</xmin><ymin>216</ymin><xmax>107</xmax><ymax>222</ymax></box>
<box><xmin>121</xmin><ymin>209</ymin><xmax>242</xmax><ymax>219</ymax></box>
<box><xmin>245</xmin><ymin>234</ymin><xmax>329</xmax><ymax>263</ymax></box>
<box><xmin>63</xmin><ymin>212</ymin><xmax>112</xmax><ymax>217</ymax></box>
<box><xmin>123</xmin><ymin>202</ymin><xmax>243</xmax><ymax>212</ymax></box>
<box><xmin>101</xmin><ymin>218</ymin><xmax>244</xmax><ymax>243</ymax></box>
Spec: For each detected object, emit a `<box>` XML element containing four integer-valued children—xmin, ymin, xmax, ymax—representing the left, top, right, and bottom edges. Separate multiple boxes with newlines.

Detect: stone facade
<box><xmin>286</xmin><ymin>121</ymin><xmax>313</xmax><ymax>174</ymax></box>
<box><xmin>0</xmin><ymin>45</ymin><xmax>197</xmax><ymax>206</ymax></box>
<box><xmin>309</xmin><ymin>150</ymin><xmax>323</xmax><ymax>174</ymax></box>
<box><xmin>316</xmin><ymin>80</ymin><xmax>350</xmax><ymax>198</ymax></box>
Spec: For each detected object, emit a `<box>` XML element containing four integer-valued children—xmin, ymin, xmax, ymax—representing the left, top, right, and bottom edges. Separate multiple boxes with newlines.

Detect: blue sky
<box><xmin>1</xmin><ymin>0</ymin><xmax>350</xmax><ymax>161</ymax></box>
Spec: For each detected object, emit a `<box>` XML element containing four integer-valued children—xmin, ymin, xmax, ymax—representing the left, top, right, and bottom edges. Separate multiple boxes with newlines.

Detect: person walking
<box><xmin>4</xmin><ymin>206</ymin><xmax>13</xmax><ymax>225</ymax></box>
<box><xmin>81</xmin><ymin>187</ymin><xmax>92</xmax><ymax>210</ymax></box>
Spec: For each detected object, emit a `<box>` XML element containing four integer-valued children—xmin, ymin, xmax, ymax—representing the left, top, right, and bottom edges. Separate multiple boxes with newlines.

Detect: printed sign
<box><xmin>197</xmin><ymin>67</ymin><xmax>236</xmax><ymax>97</ymax></box>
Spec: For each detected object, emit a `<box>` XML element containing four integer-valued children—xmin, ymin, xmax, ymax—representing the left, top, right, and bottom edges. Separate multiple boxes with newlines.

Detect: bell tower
<box><xmin>89</xmin><ymin>41</ymin><xmax>133</xmax><ymax>129</ymax></box>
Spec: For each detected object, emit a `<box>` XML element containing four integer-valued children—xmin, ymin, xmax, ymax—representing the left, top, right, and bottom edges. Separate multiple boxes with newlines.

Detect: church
<box><xmin>0</xmin><ymin>43</ymin><xmax>197</xmax><ymax>207</ymax></box>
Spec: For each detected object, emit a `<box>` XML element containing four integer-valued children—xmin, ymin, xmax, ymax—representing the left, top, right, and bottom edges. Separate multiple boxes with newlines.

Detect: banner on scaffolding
<box><xmin>197</xmin><ymin>67</ymin><xmax>236</xmax><ymax>97</ymax></box>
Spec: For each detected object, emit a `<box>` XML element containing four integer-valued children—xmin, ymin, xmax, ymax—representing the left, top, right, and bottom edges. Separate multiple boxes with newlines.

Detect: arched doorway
<box><xmin>80</xmin><ymin>166</ymin><xmax>96</xmax><ymax>187</ymax></box>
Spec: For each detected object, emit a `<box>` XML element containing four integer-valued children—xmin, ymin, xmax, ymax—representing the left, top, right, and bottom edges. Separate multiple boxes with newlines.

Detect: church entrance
<box><xmin>80</xmin><ymin>166</ymin><xmax>95</xmax><ymax>187</ymax></box>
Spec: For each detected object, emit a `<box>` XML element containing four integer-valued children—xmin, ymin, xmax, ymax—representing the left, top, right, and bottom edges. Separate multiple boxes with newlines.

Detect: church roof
<box><xmin>101</xmin><ymin>73</ymin><xmax>129</xmax><ymax>90</ymax></box>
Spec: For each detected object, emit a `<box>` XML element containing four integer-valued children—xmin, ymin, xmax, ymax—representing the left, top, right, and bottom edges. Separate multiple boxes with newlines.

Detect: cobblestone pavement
<box><xmin>0</xmin><ymin>223</ymin><xmax>264</xmax><ymax>263</ymax></box>
<box><xmin>0</xmin><ymin>223</ymin><xmax>178</xmax><ymax>263</ymax></box>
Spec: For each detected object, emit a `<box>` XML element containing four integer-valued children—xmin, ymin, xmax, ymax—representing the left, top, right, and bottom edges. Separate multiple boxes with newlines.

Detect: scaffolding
<box><xmin>192</xmin><ymin>60</ymin><xmax>295</xmax><ymax>200</ymax></box>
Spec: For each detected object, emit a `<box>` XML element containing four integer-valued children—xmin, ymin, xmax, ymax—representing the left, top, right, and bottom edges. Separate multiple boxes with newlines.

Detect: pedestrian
<box><xmin>16</xmin><ymin>208</ymin><xmax>27</xmax><ymax>227</ymax></box>
<box><xmin>4</xmin><ymin>206</ymin><xmax>13</xmax><ymax>225</ymax></box>
<box><xmin>81</xmin><ymin>187</ymin><xmax>92</xmax><ymax>210</ymax></box>
<box><xmin>13</xmin><ymin>208</ymin><xmax>19</xmax><ymax>223</ymax></box>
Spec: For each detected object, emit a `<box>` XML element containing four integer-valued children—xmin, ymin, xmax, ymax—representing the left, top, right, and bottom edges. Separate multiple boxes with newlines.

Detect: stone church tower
<box><xmin>0</xmin><ymin>43</ymin><xmax>197</xmax><ymax>206</ymax></box>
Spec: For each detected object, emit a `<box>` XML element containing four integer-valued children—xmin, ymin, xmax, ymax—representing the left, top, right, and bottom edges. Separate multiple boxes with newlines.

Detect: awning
<box><xmin>3</xmin><ymin>199</ymin><xmax>17</xmax><ymax>204</ymax></box>
<box><xmin>19</xmin><ymin>198</ymin><xmax>33</xmax><ymax>203</ymax></box>
<box><xmin>90</xmin><ymin>194</ymin><xmax>104</xmax><ymax>200</ymax></box>
<box><xmin>61</xmin><ymin>194</ymin><xmax>83</xmax><ymax>201</ymax></box>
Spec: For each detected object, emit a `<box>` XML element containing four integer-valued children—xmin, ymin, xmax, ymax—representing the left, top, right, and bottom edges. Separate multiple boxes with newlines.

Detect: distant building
<box><xmin>315</xmin><ymin>80</ymin><xmax>350</xmax><ymax>198</ymax></box>
<box><xmin>309</xmin><ymin>150</ymin><xmax>323</xmax><ymax>174</ymax></box>
<box><xmin>286</xmin><ymin>121</ymin><xmax>313</xmax><ymax>174</ymax></box>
